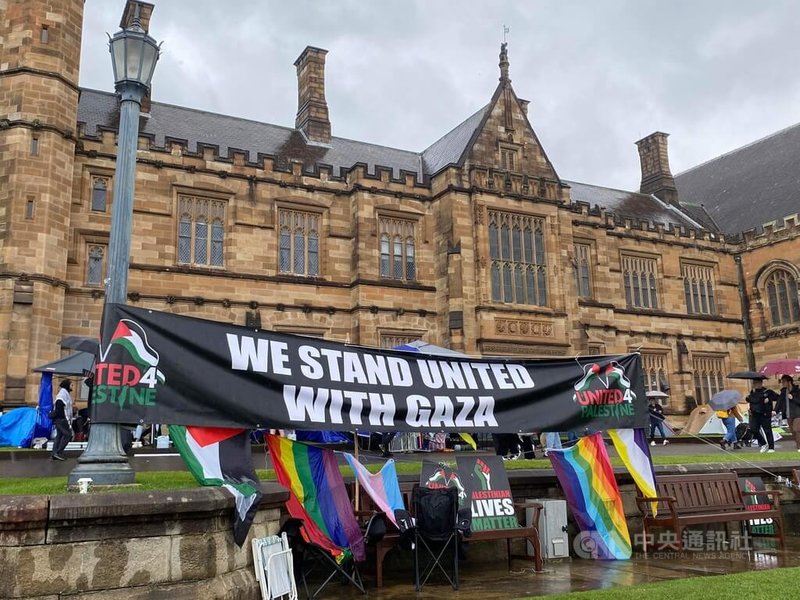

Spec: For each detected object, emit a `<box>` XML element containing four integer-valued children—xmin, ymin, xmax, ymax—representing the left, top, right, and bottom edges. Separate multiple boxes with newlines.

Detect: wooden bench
<box><xmin>635</xmin><ymin>472</ymin><xmax>785</xmax><ymax>552</ymax></box>
<box><xmin>354</xmin><ymin>482</ymin><xmax>544</xmax><ymax>587</ymax></box>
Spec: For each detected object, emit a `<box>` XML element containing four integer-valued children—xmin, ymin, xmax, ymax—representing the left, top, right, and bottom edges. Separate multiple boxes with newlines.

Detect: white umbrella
<box><xmin>645</xmin><ymin>390</ymin><xmax>669</xmax><ymax>399</ymax></box>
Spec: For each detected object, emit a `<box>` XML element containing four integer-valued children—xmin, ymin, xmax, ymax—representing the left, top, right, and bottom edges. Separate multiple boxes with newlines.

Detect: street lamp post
<box><xmin>68</xmin><ymin>13</ymin><xmax>160</xmax><ymax>486</ymax></box>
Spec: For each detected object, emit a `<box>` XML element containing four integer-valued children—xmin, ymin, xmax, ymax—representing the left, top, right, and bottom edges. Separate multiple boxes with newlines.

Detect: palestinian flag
<box><xmin>169</xmin><ymin>425</ymin><xmax>262</xmax><ymax>546</ymax></box>
<box><xmin>103</xmin><ymin>319</ymin><xmax>165</xmax><ymax>383</ymax></box>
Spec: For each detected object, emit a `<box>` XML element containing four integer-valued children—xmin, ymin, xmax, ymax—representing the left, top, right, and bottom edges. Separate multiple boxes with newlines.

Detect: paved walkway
<box><xmin>329</xmin><ymin>537</ymin><xmax>798</xmax><ymax>599</ymax></box>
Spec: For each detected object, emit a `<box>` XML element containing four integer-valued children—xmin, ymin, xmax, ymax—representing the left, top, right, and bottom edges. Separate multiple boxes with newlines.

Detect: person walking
<box><xmin>648</xmin><ymin>397</ymin><xmax>669</xmax><ymax>445</ymax></box>
<box><xmin>379</xmin><ymin>431</ymin><xmax>397</xmax><ymax>458</ymax></box>
<box><xmin>542</xmin><ymin>432</ymin><xmax>563</xmax><ymax>457</ymax></box>
<box><xmin>718</xmin><ymin>404</ymin><xmax>743</xmax><ymax>450</ymax></box>
<box><xmin>50</xmin><ymin>379</ymin><xmax>73</xmax><ymax>461</ymax></box>
<box><xmin>778</xmin><ymin>375</ymin><xmax>800</xmax><ymax>451</ymax></box>
<box><xmin>746</xmin><ymin>377</ymin><xmax>778</xmax><ymax>453</ymax></box>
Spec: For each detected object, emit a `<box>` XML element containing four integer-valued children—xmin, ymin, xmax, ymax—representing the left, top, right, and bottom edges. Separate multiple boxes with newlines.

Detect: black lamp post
<box><xmin>69</xmin><ymin>9</ymin><xmax>160</xmax><ymax>486</ymax></box>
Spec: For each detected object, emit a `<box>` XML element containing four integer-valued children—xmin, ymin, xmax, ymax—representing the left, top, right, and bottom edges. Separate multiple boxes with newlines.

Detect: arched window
<box><xmin>278</xmin><ymin>208</ymin><xmax>320</xmax><ymax>277</ymax></box>
<box><xmin>378</xmin><ymin>216</ymin><xmax>416</xmax><ymax>281</ymax></box>
<box><xmin>621</xmin><ymin>254</ymin><xmax>660</xmax><ymax>310</ymax></box>
<box><xmin>86</xmin><ymin>245</ymin><xmax>106</xmax><ymax>286</ymax></box>
<box><xmin>176</xmin><ymin>195</ymin><xmax>226</xmax><ymax>267</ymax></box>
<box><xmin>91</xmin><ymin>178</ymin><xmax>108</xmax><ymax>212</ymax></box>
<box><xmin>380</xmin><ymin>234</ymin><xmax>390</xmax><ymax>278</ymax></box>
<box><xmin>488</xmin><ymin>210</ymin><xmax>547</xmax><ymax>305</ymax></box>
<box><xmin>765</xmin><ymin>268</ymin><xmax>800</xmax><ymax>327</ymax></box>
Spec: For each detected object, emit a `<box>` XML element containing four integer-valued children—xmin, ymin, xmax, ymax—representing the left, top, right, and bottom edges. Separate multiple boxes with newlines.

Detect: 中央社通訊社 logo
<box><xmin>94</xmin><ymin>319</ymin><xmax>165</xmax><ymax>408</ymax></box>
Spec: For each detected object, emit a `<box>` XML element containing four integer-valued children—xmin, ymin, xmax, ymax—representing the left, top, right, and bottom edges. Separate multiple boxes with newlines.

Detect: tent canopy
<box><xmin>33</xmin><ymin>351</ymin><xmax>94</xmax><ymax>375</ymax></box>
<box><xmin>394</xmin><ymin>340</ymin><xmax>469</xmax><ymax>357</ymax></box>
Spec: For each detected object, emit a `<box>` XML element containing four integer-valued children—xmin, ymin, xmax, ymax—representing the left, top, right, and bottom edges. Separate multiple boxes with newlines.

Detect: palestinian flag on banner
<box><xmin>169</xmin><ymin>425</ymin><xmax>262</xmax><ymax>546</ymax></box>
<box><xmin>103</xmin><ymin>319</ymin><xmax>165</xmax><ymax>383</ymax></box>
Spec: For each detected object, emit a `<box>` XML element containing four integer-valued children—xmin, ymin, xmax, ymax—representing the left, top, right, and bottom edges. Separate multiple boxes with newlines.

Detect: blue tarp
<box><xmin>34</xmin><ymin>372</ymin><xmax>54</xmax><ymax>439</ymax></box>
<box><xmin>294</xmin><ymin>430</ymin><xmax>350</xmax><ymax>444</ymax></box>
<box><xmin>0</xmin><ymin>407</ymin><xmax>37</xmax><ymax>448</ymax></box>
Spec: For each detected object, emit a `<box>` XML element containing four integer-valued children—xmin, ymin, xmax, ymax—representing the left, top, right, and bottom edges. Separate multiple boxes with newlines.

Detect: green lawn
<box><xmin>0</xmin><ymin>448</ymin><xmax>796</xmax><ymax>496</ymax></box>
<box><xmin>523</xmin><ymin>566</ymin><xmax>800</xmax><ymax>599</ymax></box>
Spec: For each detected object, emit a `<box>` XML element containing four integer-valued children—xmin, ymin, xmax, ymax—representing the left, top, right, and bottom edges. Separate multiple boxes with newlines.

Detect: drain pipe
<box><xmin>735</xmin><ymin>254</ymin><xmax>756</xmax><ymax>370</ymax></box>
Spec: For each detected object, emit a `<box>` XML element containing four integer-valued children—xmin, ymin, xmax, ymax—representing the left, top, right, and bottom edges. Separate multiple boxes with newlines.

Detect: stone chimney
<box><xmin>120</xmin><ymin>0</ymin><xmax>154</xmax><ymax>30</ymax></box>
<box><xmin>294</xmin><ymin>46</ymin><xmax>331</xmax><ymax>144</ymax></box>
<box><xmin>635</xmin><ymin>131</ymin><xmax>679</xmax><ymax>206</ymax></box>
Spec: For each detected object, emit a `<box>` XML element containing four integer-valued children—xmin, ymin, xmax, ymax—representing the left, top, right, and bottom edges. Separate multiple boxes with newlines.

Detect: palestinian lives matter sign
<box><xmin>420</xmin><ymin>456</ymin><xmax>517</xmax><ymax>531</ymax></box>
<box><xmin>738</xmin><ymin>476</ymin><xmax>777</xmax><ymax>536</ymax></box>
<box><xmin>92</xmin><ymin>304</ymin><xmax>648</xmax><ymax>433</ymax></box>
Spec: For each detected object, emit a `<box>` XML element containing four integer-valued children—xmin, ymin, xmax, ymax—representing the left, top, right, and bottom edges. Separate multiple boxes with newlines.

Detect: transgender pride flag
<box><xmin>548</xmin><ymin>432</ymin><xmax>631</xmax><ymax>559</ymax></box>
<box><xmin>343</xmin><ymin>453</ymin><xmax>405</xmax><ymax>527</ymax></box>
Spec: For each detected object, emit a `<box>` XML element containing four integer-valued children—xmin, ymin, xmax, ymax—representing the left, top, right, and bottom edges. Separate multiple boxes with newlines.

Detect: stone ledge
<box><xmin>0</xmin><ymin>496</ymin><xmax>49</xmax><ymax>546</ymax></box>
<box><xmin>0</xmin><ymin>484</ymin><xmax>286</xmax><ymax>599</ymax></box>
<box><xmin>0</xmin><ymin>483</ymin><xmax>288</xmax><ymax>546</ymax></box>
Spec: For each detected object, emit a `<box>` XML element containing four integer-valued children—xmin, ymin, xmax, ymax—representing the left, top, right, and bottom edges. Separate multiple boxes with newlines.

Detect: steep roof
<box><xmin>674</xmin><ymin>122</ymin><xmax>800</xmax><ymax>235</ymax></box>
<box><xmin>421</xmin><ymin>105</ymin><xmax>490</xmax><ymax>175</ymax></box>
<box><xmin>566</xmin><ymin>181</ymin><xmax>701</xmax><ymax>229</ymax></box>
<box><xmin>78</xmin><ymin>89</ymin><xmax>707</xmax><ymax>231</ymax></box>
<box><xmin>78</xmin><ymin>89</ymin><xmax>423</xmax><ymax>179</ymax></box>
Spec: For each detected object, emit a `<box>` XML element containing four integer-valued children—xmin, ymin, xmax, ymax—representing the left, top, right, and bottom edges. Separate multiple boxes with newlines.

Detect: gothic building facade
<box><xmin>1</xmin><ymin>0</ymin><xmax>798</xmax><ymax>414</ymax></box>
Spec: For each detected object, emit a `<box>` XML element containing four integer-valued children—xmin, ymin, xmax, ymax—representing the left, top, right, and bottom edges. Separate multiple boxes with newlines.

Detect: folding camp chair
<box><xmin>267</xmin><ymin>435</ymin><xmax>367</xmax><ymax>599</ymax></box>
<box><xmin>252</xmin><ymin>533</ymin><xmax>298</xmax><ymax>600</ymax></box>
<box><xmin>279</xmin><ymin>518</ymin><xmax>364</xmax><ymax>600</ymax></box>
<box><xmin>412</xmin><ymin>486</ymin><xmax>461</xmax><ymax>591</ymax></box>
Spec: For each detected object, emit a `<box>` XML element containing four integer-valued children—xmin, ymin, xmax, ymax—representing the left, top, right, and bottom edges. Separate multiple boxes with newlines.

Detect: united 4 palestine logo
<box><xmin>94</xmin><ymin>319</ymin><xmax>165</xmax><ymax>408</ymax></box>
<box><xmin>573</xmin><ymin>362</ymin><xmax>636</xmax><ymax>419</ymax></box>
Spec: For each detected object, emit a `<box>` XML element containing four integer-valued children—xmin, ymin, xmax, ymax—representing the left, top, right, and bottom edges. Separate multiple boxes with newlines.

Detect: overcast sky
<box><xmin>78</xmin><ymin>0</ymin><xmax>800</xmax><ymax>191</ymax></box>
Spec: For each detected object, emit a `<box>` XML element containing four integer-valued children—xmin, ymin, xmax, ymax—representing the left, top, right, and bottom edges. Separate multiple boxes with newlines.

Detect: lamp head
<box><xmin>108</xmin><ymin>17</ymin><xmax>160</xmax><ymax>92</ymax></box>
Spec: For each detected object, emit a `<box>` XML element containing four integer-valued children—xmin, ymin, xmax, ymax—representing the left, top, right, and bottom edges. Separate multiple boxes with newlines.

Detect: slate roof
<box><xmin>421</xmin><ymin>105</ymin><xmax>490</xmax><ymax>175</ymax></box>
<box><xmin>565</xmin><ymin>181</ymin><xmax>701</xmax><ymax>229</ymax></box>
<box><xmin>77</xmin><ymin>89</ymin><xmax>423</xmax><ymax>179</ymax></box>
<box><xmin>677</xmin><ymin>203</ymin><xmax>720</xmax><ymax>232</ymax></box>
<box><xmin>674</xmin><ymin>122</ymin><xmax>800</xmax><ymax>235</ymax></box>
<box><xmin>77</xmin><ymin>89</ymin><xmax>707</xmax><ymax>231</ymax></box>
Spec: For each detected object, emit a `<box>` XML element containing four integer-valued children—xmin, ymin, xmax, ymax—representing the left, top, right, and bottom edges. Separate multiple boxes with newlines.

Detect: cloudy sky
<box><xmin>78</xmin><ymin>0</ymin><xmax>800</xmax><ymax>191</ymax></box>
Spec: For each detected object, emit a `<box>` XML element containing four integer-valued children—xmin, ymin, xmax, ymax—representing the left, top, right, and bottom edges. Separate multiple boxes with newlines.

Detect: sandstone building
<box><xmin>1</xmin><ymin>0</ymin><xmax>798</xmax><ymax>414</ymax></box>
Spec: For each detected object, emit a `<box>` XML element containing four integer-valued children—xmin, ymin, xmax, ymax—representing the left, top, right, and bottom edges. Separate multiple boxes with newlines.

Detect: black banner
<box><xmin>91</xmin><ymin>304</ymin><xmax>648</xmax><ymax>433</ymax></box>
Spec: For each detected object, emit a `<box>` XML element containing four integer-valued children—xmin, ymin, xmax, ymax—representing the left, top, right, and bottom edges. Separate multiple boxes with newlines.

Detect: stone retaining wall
<box><xmin>2</xmin><ymin>464</ymin><xmax>797</xmax><ymax>598</ymax></box>
<box><xmin>0</xmin><ymin>484</ymin><xmax>288</xmax><ymax>600</ymax></box>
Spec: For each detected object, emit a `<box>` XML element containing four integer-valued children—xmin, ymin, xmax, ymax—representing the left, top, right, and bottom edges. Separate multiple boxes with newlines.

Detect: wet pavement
<box><xmin>317</xmin><ymin>537</ymin><xmax>800</xmax><ymax>599</ymax></box>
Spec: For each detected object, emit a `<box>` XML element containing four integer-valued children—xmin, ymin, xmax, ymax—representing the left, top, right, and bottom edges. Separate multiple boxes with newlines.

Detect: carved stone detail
<box><xmin>473</xmin><ymin>203</ymin><xmax>485</xmax><ymax>226</ymax></box>
<box><xmin>495</xmin><ymin>318</ymin><xmax>553</xmax><ymax>338</ymax></box>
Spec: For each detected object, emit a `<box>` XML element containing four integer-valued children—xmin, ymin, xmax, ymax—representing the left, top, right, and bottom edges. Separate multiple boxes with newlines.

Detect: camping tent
<box><xmin>0</xmin><ymin>351</ymin><xmax>96</xmax><ymax>448</ymax></box>
<box><xmin>0</xmin><ymin>407</ymin><xmax>38</xmax><ymax>447</ymax></box>
<box><xmin>33</xmin><ymin>351</ymin><xmax>95</xmax><ymax>375</ymax></box>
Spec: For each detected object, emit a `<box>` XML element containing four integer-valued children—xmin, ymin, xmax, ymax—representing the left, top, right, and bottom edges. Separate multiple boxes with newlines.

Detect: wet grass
<box><xmin>1</xmin><ymin>449</ymin><xmax>796</xmax><ymax>496</ymax></box>
<box><xmin>524</xmin><ymin>566</ymin><xmax>800</xmax><ymax>599</ymax></box>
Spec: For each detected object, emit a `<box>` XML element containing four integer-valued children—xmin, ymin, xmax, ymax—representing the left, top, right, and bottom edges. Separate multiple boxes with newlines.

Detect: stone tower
<box><xmin>0</xmin><ymin>0</ymin><xmax>84</xmax><ymax>405</ymax></box>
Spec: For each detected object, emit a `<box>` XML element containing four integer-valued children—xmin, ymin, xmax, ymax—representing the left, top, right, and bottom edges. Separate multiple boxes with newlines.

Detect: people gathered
<box><xmin>746</xmin><ymin>377</ymin><xmax>779</xmax><ymax>453</ymax></box>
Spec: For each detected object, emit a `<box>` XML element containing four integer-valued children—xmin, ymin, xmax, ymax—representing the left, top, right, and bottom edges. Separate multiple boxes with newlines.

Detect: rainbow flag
<box><xmin>548</xmin><ymin>432</ymin><xmax>631</xmax><ymax>559</ymax></box>
<box><xmin>343</xmin><ymin>454</ymin><xmax>405</xmax><ymax>527</ymax></box>
<box><xmin>267</xmin><ymin>435</ymin><xmax>365</xmax><ymax>562</ymax></box>
<box><xmin>609</xmin><ymin>428</ymin><xmax>658</xmax><ymax>516</ymax></box>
